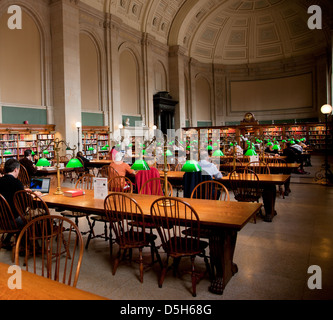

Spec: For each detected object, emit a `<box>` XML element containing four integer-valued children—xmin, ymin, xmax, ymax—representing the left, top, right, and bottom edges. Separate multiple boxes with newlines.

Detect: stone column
<box><xmin>50</xmin><ymin>0</ymin><xmax>82</xmax><ymax>150</ymax></box>
<box><xmin>142</xmin><ymin>33</ymin><xmax>155</xmax><ymax>129</ymax></box>
<box><xmin>169</xmin><ymin>45</ymin><xmax>186</xmax><ymax>130</ymax></box>
<box><xmin>189</xmin><ymin>58</ymin><xmax>197</xmax><ymax>127</ymax></box>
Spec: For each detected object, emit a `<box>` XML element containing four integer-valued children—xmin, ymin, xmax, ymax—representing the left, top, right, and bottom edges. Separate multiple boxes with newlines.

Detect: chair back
<box><xmin>104</xmin><ymin>193</ymin><xmax>146</xmax><ymax>246</ymax></box>
<box><xmin>229</xmin><ymin>169</ymin><xmax>260</xmax><ymax>202</ymax></box>
<box><xmin>15</xmin><ymin>215</ymin><xmax>84</xmax><ymax>287</ymax></box>
<box><xmin>190</xmin><ymin>180</ymin><xmax>230</xmax><ymax>201</ymax></box>
<box><xmin>135</xmin><ymin>167</ymin><xmax>160</xmax><ymax>193</ymax></box>
<box><xmin>139</xmin><ymin>177</ymin><xmax>173</xmax><ymax>196</ymax></box>
<box><xmin>18</xmin><ymin>164</ymin><xmax>30</xmax><ymax>188</ymax></box>
<box><xmin>0</xmin><ymin>194</ymin><xmax>20</xmax><ymax>233</ymax></box>
<box><xmin>108</xmin><ymin>176</ymin><xmax>133</xmax><ymax>193</ymax></box>
<box><xmin>245</xmin><ymin>161</ymin><xmax>271</xmax><ymax>174</ymax></box>
<box><xmin>13</xmin><ymin>190</ymin><xmax>50</xmax><ymax>225</ymax></box>
<box><xmin>150</xmin><ymin>197</ymin><xmax>202</xmax><ymax>255</ymax></box>
<box><xmin>75</xmin><ymin>173</ymin><xmax>94</xmax><ymax>190</ymax></box>
<box><xmin>108</xmin><ymin>166</ymin><xmax>120</xmax><ymax>181</ymax></box>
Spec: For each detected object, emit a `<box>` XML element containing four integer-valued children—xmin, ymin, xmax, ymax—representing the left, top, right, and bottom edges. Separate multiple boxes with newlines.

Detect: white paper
<box><xmin>93</xmin><ymin>177</ymin><xmax>108</xmax><ymax>199</ymax></box>
<box><xmin>249</xmin><ymin>155</ymin><xmax>259</xmax><ymax>163</ymax></box>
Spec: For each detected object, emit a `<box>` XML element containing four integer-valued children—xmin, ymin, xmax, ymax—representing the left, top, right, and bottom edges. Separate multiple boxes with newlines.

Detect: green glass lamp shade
<box><xmin>128</xmin><ymin>143</ymin><xmax>133</xmax><ymax>147</ymax></box>
<box><xmin>244</xmin><ymin>149</ymin><xmax>257</xmax><ymax>156</ymax></box>
<box><xmin>31</xmin><ymin>151</ymin><xmax>35</xmax><ymax>156</ymax></box>
<box><xmin>290</xmin><ymin>140</ymin><xmax>295</xmax><ymax>144</ymax></box>
<box><xmin>4</xmin><ymin>150</ymin><xmax>11</xmax><ymax>155</ymax></box>
<box><xmin>181</xmin><ymin>160</ymin><xmax>202</xmax><ymax>172</ymax></box>
<box><xmin>186</xmin><ymin>145</ymin><xmax>191</xmax><ymax>150</ymax></box>
<box><xmin>282</xmin><ymin>140</ymin><xmax>286</xmax><ymax>143</ymax></box>
<box><xmin>105</xmin><ymin>144</ymin><xmax>109</xmax><ymax>148</ymax></box>
<box><xmin>131</xmin><ymin>159</ymin><xmax>150</xmax><ymax>171</ymax></box>
<box><xmin>272</xmin><ymin>144</ymin><xmax>280</xmax><ymax>150</ymax></box>
<box><xmin>88</xmin><ymin>147</ymin><xmax>95</xmax><ymax>151</ymax></box>
<box><xmin>229</xmin><ymin>143</ymin><xmax>233</xmax><ymax>146</ymax></box>
<box><xmin>212</xmin><ymin>150</ymin><xmax>224</xmax><ymax>156</ymax></box>
<box><xmin>141</xmin><ymin>149</ymin><xmax>147</xmax><ymax>155</ymax></box>
<box><xmin>66</xmin><ymin>158</ymin><xmax>83</xmax><ymax>168</ymax></box>
<box><xmin>43</xmin><ymin>150</ymin><xmax>49</xmax><ymax>155</ymax></box>
<box><xmin>163</xmin><ymin>149</ymin><xmax>173</xmax><ymax>157</ymax></box>
<box><xmin>206</xmin><ymin>145</ymin><xmax>213</xmax><ymax>151</ymax></box>
<box><xmin>101</xmin><ymin>146</ymin><xmax>108</xmax><ymax>151</ymax></box>
<box><xmin>36</xmin><ymin>158</ymin><xmax>51</xmax><ymax>167</ymax></box>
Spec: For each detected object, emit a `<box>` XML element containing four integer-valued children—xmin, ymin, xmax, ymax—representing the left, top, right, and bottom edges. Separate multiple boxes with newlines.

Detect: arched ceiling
<box><xmin>82</xmin><ymin>0</ymin><xmax>332</xmax><ymax>64</ymax></box>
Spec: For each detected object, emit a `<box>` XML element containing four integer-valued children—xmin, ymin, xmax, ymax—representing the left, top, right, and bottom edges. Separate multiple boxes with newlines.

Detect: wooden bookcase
<box><xmin>82</xmin><ymin>126</ymin><xmax>110</xmax><ymax>160</ymax></box>
<box><xmin>0</xmin><ymin>124</ymin><xmax>56</xmax><ymax>164</ymax></box>
<box><xmin>183</xmin><ymin>122</ymin><xmax>332</xmax><ymax>152</ymax></box>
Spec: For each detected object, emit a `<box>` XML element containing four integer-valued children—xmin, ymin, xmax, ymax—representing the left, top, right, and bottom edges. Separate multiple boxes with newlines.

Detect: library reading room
<box><xmin>0</xmin><ymin>0</ymin><xmax>333</xmax><ymax>304</ymax></box>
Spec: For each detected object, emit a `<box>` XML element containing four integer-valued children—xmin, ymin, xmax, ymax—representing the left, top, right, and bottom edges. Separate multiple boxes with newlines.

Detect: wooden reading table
<box><xmin>0</xmin><ymin>262</ymin><xmax>108</xmax><ymax>300</ymax></box>
<box><xmin>158</xmin><ymin>171</ymin><xmax>290</xmax><ymax>222</ymax></box>
<box><xmin>43</xmin><ymin>187</ymin><xmax>262</xmax><ymax>295</ymax></box>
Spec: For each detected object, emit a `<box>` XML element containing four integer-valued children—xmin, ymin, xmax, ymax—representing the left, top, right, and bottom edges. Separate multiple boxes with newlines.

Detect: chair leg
<box><xmin>158</xmin><ymin>256</ymin><xmax>169</xmax><ymax>288</ymax></box>
<box><xmin>191</xmin><ymin>255</ymin><xmax>197</xmax><ymax>297</ymax></box>
<box><xmin>139</xmin><ymin>247</ymin><xmax>144</xmax><ymax>283</ymax></box>
<box><xmin>112</xmin><ymin>248</ymin><xmax>121</xmax><ymax>275</ymax></box>
<box><xmin>85</xmin><ymin>219</ymin><xmax>96</xmax><ymax>249</ymax></box>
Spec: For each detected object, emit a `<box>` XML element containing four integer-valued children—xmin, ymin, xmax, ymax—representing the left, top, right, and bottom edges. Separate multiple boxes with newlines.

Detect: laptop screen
<box><xmin>30</xmin><ymin>177</ymin><xmax>51</xmax><ymax>193</ymax></box>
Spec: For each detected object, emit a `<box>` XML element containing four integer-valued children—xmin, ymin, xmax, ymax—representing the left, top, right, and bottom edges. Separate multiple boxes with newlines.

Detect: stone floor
<box><xmin>1</xmin><ymin>155</ymin><xmax>333</xmax><ymax>300</ymax></box>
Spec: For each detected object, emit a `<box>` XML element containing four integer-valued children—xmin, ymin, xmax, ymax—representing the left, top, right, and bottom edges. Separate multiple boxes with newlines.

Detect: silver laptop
<box><xmin>30</xmin><ymin>177</ymin><xmax>51</xmax><ymax>194</ymax></box>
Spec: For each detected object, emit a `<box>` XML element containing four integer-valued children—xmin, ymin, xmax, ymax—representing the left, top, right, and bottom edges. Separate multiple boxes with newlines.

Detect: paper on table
<box><xmin>93</xmin><ymin>177</ymin><xmax>108</xmax><ymax>199</ymax></box>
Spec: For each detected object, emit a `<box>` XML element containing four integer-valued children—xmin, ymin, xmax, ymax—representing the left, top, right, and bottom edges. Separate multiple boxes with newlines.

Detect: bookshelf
<box><xmin>0</xmin><ymin>124</ymin><xmax>55</xmax><ymax>164</ymax></box>
<box><xmin>183</xmin><ymin>122</ymin><xmax>332</xmax><ymax>152</ymax></box>
<box><xmin>82</xmin><ymin>126</ymin><xmax>110</xmax><ymax>160</ymax></box>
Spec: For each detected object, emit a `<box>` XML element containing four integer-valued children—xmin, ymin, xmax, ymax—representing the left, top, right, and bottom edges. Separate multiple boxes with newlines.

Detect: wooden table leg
<box><xmin>208</xmin><ymin>229</ymin><xmax>238</xmax><ymax>295</ymax></box>
<box><xmin>262</xmin><ymin>184</ymin><xmax>277</xmax><ymax>222</ymax></box>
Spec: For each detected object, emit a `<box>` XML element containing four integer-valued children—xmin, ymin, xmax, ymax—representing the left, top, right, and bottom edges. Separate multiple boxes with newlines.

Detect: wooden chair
<box><xmin>108</xmin><ymin>176</ymin><xmax>134</xmax><ymax>193</ymax></box>
<box><xmin>14</xmin><ymin>190</ymin><xmax>50</xmax><ymax>224</ymax></box>
<box><xmin>150</xmin><ymin>197</ymin><xmax>210</xmax><ymax>297</ymax></box>
<box><xmin>139</xmin><ymin>177</ymin><xmax>173</xmax><ymax>196</ymax></box>
<box><xmin>104</xmin><ymin>193</ymin><xmax>162</xmax><ymax>283</ymax></box>
<box><xmin>268</xmin><ymin>158</ymin><xmax>287</xmax><ymax>198</ymax></box>
<box><xmin>245</xmin><ymin>161</ymin><xmax>271</xmax><ymax>174</ymax></box>
<box><xmin>229</xmin><ymin>169</ymin><xmax>261</xmax><ymax>223</ymax></box>
<box><xmin>85</xmin><ymin>176</ymin><xmax>133</xmax><ymax>250</ymax></box>
<box><xmin>18</xmin><ymin>164</ymin><xmax>30</xmax><ymax>188</ymax></box>
<box><xmin>0</xmin><ymin>194</ymin><xmax>21</xmax><ymax>262</ymax></box>
<box><xmin>61</xmin><ymin>174</ymin><xmax>95</xmax><ymax>231</ymax></box>
<box><xmin>190</xmin><ymin>180</ymin><xmax>230</xmax><ymax>201</ymax></box>
<box><xmin>15</xmin><ymin>215</ymin><xmax>84</xmax><ymax>287</ymax></box>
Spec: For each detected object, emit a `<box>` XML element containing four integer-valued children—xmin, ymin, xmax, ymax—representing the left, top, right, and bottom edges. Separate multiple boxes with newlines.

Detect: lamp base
<box><xmin>54</xmin><ymin>189</ymin><xmax>64</xmax><ymax>195</ymax></box>
<box><xmin>157</xmin><ymin>199</ymin><xmax>175</xmax><ymax>207</ymax></box>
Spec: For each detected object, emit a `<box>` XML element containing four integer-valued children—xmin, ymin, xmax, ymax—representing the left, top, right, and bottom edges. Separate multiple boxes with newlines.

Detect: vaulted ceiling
<box><xmin>82</xmin><ymin>0</ymin><xmax>332</xmax><ymax>64</ymax></box>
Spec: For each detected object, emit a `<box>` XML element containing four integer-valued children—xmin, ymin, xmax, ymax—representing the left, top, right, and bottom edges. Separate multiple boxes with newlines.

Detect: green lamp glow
<box><xmin>4</xmin><ymin>150</ymin><xmax>11</xmax><ymax>155</ymax></box>
<box><xmin>272</xmin><ymin>144</ymin><xmax>280</xmax><ymax>151</ymax></box>
<box><xmin>181</xmin><ymin>160</ymin><xmax>202</xmax><ymax>172</ymax></box>
<box><xmin>101</xmin><ymin>146</ymin><xmax>108</xmax><ymax>151</ymax></box>
<box><xmin>131</xmin><ymin>159</ymin><xmax>150</xmax><ymax>171</ymax></box>
<box><xmin>31</xmin><ymin>151</ymin><xmax>35</xmax><ymax>156</ymax></box>
<box><xmin>142</xmin><ymin>149</ymin><xmax>147</xmax><ymax>155</ymax></box>
<box><xmin>66</xmin><ymin>158</ymin><xmax>83</xmax><ymax>168</ymax></box>
<box><xmin>290</xmin><ymin>140</ymin><xmax>295</xmax><ymax>144</ymax></box>
<box><xmin>164</xmin><ymin>149</ymin><xmax>173</xmax><ymax>157</ymax></box>
<box><xmin>212</xmin><ymin>150</ymin><xmax>224</xmax><ymax>156</ymax></box>
<box><xmin>36</xmin><ymin>158</ymin><xmax>51</xmax><ymax>167</ymax></box>
<box><xmin>244</xmin><ymin>149</ymin><xmax>257</xmax><ymax>156</ymax></box>
<box><xmin>43</xmin><ymin>150</ymin><xmax>49</xmax><ymax>155</ymax></box>
<box><xmin>206</xmin><ymin>145</ymin><xmax>213</xmax><ymax>151</ymax></box>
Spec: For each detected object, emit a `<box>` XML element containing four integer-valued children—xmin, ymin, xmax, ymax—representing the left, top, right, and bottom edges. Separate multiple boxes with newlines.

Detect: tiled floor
<box><xmin>1</xmin><ymin>155</ymin><xmax>333</xmax><ymax>300</ymax></box>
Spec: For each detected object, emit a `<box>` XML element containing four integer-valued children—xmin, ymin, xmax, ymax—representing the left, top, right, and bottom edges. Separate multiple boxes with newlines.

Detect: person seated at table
<box><xmin>283</xmin><ymin>142</ymin><xmax>306</xmax><ymax>174</ymax></box>
<box><xmin>109</xmin><ymin>152</ymin><xmax>135</xmax><ymax>189</ymax></box>
<box><xmin>109</xmin><ymin>146</ymin><xmax>118</xmax><ymax>160</ymax></box>
<box><xmin>264</xmin><ymin>142</ymin><xmax>278</xmax><ymax>155</ymax></box>
<box><xmin>227</xmin><ymin>144</ymin><xmax>243</xmax><ymax>157</ymax></box>
<box><xmin>198</xmin><ymin>151</ymin><xmax>222</xmax><ymax>180</ymax></box>
<box><xmin>19</xmin><ymin>149</ymin><xmax>37</xmax><ymax>178</ymax></box>
<box><xmin>76</xmin><ymin>151</ymin><xmax>90</xmax><ymax>171</ymax></box>
<box><xmin>0</xmin><ymin>159</ymin><xmax>41</xmax><ymax>248</ymax></box>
